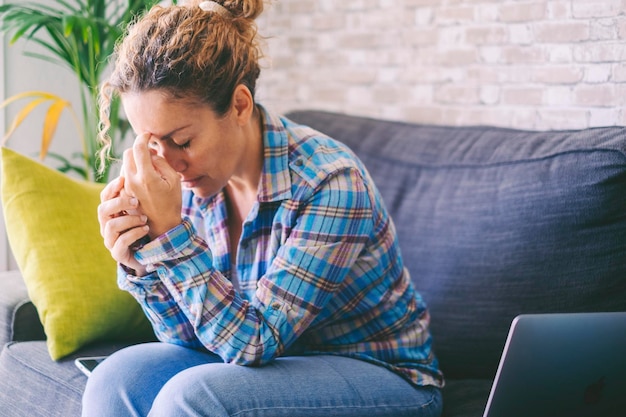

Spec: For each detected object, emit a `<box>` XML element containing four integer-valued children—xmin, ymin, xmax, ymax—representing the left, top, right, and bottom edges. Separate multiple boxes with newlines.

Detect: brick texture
<box><xmin>257</xmin><ymin>0</ymin><xmax>626</xmax><ymax>129</ymax></box>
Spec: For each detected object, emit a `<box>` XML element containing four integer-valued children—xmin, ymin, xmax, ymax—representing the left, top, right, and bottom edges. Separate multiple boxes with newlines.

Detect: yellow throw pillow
<box><xmin>1</xmin><ymin>147</ymin><xmax>153</xmax><ymax>360</ymax></box>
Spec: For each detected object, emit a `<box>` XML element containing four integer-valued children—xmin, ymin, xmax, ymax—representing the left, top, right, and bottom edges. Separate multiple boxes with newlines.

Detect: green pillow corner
<box><xmin>0</xmin><ymin>147</ymin><xmax>153</xmax><ymax>360</ymax></box>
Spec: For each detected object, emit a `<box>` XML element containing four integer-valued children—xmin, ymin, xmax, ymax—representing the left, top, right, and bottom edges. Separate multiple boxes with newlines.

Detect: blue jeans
<box><xmin>82</xmin><ymin>342</ymin><xmax>442</xmax><ymax>417</ymax></box>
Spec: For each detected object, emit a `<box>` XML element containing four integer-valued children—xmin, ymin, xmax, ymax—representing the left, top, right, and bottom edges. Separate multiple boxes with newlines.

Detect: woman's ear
<box><xmin>231</xmin><ymin>84</ymin><xmax>254</xmax><ymax>126</ymax></box>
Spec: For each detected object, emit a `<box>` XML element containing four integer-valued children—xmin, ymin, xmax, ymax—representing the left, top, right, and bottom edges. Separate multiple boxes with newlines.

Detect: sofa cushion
<box><xmin>0</xmin><ymin>148</ymin><xmax>154</xmax><ymax>360</ymax></box>
<box><xmin>0</xmin><ymin>341</ymin><xmax>128</xmax><ymax>416</ymax></box>
<box><xmin>0</xmin><ymin>270</ymin><xmax>45</xmax><ymax>346</ymax></box>
<box><xmin>286</xmin><ymin>111</ymin><xmax>626</xmax><ymax>380</ymax></box>
<box><xmin>441</xmin><ymin>379</ymin><xmax>492</xmax><ymax>417</ymax></box>
<box><xmin>0</xmin><ymin>340</ymin><xmax>488</xmax><ymax>417</ymax></box>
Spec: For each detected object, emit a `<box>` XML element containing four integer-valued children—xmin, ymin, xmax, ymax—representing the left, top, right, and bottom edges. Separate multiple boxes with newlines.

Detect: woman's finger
<box><xmin>102</xmin><ymin>214</ymin><xmax>148</xmax><ymax>250</ymax></box>
<box><xmin>109</xmin><ymin>224</ymin><xmax>150</xmax><ymax>269</ymax></box>
<box><xmin>100</xmin><ymin>175</ymin><xmax>124</xmax><ymax>203</ymax></box>
<box><xmin>97</xmin><ymin>194</ymin><xmax>140</xmax><ymax>236</ymax></box>
<box><xmin>122</xmin><ymin>146</ymin><xmax>138</xmax><ymax>182</ymax></box>
<box><xmin>151</xmin><ymin>154</ymin><xmax>179</xmax><ymax>187</ymax></box>
<box><xmin>132</xmin><ymin>133</ymin><xmax>157</xmax><ymax>179</ymax></box>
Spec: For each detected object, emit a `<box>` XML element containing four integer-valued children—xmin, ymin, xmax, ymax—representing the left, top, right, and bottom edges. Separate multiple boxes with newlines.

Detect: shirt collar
<box><xmin>257</xmin><ymin>104</ymin><xmax>292</xmax><ymax>203</ymax></box>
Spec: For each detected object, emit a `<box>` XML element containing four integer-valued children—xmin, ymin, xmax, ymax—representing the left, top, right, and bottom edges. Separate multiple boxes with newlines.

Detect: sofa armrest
<box><xmin>0</xmin><ymin>270</ymin><xmax>45</xmax><ymax>346</ymax></box>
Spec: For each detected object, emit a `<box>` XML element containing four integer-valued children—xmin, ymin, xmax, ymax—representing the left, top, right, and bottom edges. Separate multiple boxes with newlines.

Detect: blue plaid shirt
<box><xmin>119</xmin><ymin>105</ymin><xmax>444</xmax><ymax>388</ymax></box>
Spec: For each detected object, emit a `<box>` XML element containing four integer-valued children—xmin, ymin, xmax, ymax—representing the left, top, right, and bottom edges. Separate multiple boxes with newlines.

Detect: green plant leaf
<box><xmin>46</xmin><ymin>151</ymin><xmax>88</xmax><ymax>178</ymax></box>
<box><xmin>52</xmin><ymin>0</ymin><xmax>79</xmax><ymax>13</ymax></box>
<box><xmin>0</xmin><ymin>0</ymin><xmax>175</xmax><ymax>182</ymax></box>
<box><xmin>62</xmin><ymin>15</ymin><xmax>75</xmax><ymax>37</ymax></box>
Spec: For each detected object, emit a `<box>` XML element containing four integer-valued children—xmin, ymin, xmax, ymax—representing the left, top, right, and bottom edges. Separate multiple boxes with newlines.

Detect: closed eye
<box><xmin>162</xmin><ymin>133</ymin><xmax>191</xmax><ymax>150</ymax></box>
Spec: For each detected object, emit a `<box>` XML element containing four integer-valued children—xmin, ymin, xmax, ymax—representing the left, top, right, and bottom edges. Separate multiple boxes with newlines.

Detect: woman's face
<box><xmin>121</xmin><ymin>90</ymin><xmax>248</xmax><ymax>199</ymax></box>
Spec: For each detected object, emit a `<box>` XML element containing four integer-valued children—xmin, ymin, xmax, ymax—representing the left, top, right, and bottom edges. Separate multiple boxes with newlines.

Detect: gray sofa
<box><xmin>1</xmin><ymin>110</ymin><xmax>626</xmax><ymax>416</ymax></box>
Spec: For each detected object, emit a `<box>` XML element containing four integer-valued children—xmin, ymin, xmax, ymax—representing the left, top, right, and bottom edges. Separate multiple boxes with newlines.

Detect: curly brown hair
<box><xmin>97</xmin><ymin>0</ymin><xmax>264</xmax><ymax>173</ymax></box>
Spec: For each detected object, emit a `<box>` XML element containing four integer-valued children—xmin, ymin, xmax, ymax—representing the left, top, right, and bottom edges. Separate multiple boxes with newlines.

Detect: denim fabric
<box><xmin>82</xmin><ymin>342</ymin><xmax>442</xmax><ymax>417</ymax></box>
<box><xmin>287</xmin><ymin>111</ymin><xmax>626</xmax><ymax>380</ymax></box>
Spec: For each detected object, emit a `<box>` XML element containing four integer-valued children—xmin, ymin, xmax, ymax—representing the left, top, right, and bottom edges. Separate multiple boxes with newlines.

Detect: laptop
<box><xmin>483</xmin><ymin>312</ymin><xmax>626</xmax><ymax>417</ymax></box>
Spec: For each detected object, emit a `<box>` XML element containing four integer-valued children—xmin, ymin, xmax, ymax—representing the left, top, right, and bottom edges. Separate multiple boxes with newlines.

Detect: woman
<box><xmin>88</xmin><ymin>1</ymin><xmax>444</xmax><ymax>416</ymax></box>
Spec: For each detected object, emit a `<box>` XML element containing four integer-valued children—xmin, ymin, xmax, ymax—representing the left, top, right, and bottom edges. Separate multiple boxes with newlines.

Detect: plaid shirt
<box><xmin>120</xmin><ymin>105</ymin><xmax>444</xmax><ymax>388</ymax></box>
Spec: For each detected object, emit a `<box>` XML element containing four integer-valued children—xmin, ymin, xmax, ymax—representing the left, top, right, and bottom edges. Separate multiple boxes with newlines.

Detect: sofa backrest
<box><xmin>286</xmin><ymin>110</ymin><xmax>626</xmax><ymax>380</ymax></box>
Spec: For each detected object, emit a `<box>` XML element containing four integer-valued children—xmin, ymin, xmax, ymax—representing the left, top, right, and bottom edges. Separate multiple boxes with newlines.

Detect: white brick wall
<box><xmin>257</xmin><ymin>0</ymin><xmax>626</xmax><ymax>130</ymax></box>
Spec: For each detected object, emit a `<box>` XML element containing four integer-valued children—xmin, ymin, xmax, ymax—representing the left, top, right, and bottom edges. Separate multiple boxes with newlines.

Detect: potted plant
<box><xmin>0</xmin><ymin>0</ymin><xmax>174</xmax><ymax>182</ymax></box>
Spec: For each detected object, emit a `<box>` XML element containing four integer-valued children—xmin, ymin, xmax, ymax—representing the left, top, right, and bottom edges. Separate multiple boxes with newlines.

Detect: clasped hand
<box><xmin>97</xmin><ymin>133</ymin><xmax>183</xmax><ymax>273</ymax></box>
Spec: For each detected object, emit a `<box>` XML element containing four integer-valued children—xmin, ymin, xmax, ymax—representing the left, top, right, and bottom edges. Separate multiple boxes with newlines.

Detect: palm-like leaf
<box><xmin>2</xmin><ymin>97</ymin><xmax>49</xmax><ymax>142</ymax></box>
<box><xmin>41</xmin><ymin>98</ymin><xmax>73</xmax><ymax>160</ymax></box>
<box><xmin>0</xmin><ymin>91</ymin><xmax>83</xmax><ymax>161</ymax></box>
<box><xmin>0</xmin><ymin>0</ymin><xmax>170</xmax><ymax>182</ymax></box>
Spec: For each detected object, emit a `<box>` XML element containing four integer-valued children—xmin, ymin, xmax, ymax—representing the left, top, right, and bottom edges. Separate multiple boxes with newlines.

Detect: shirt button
<box><xmin>294</xmin><ymin>159</ymin><xmax>303</xmax><ymax>166</ymax></box>
<box><xmin>271</xmin><ymin>302</ymin><xmax>281</xmax><ymax>310</ymax></box>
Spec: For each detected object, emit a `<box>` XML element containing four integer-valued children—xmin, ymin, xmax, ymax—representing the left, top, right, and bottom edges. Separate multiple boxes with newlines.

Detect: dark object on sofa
<box><xmin>1</xmin><ymin>110</ymin><xmax>626</xmax><ymax>416</ymax></box>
